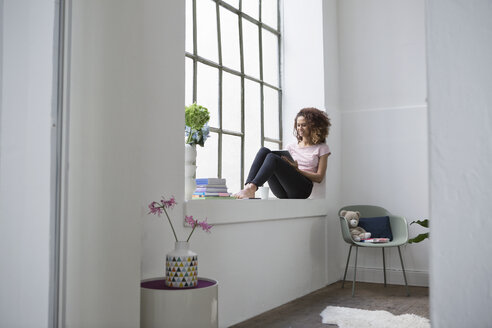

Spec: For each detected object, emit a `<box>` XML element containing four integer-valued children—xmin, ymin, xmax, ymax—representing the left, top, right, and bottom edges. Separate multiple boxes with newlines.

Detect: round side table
<box><xmin>140</xmin><ymin>277</ymin><xmax>218</xmax><ymax>328</ymax></box>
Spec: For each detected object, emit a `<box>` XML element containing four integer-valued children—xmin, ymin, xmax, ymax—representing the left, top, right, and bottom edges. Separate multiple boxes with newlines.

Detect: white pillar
<box><xmin>0</xmin><ymin>1</ymin><xmax>55</xmax><ymax>327</ymax></box>
<box><xmin>427</xmin><ymin>0</ymin><xmax>492</xmax><ymax>326</ymax></box>
<box><xmin>62</xmin><ymin>0</ymin><xmax>185</xmax><ymax>326</ymax></box>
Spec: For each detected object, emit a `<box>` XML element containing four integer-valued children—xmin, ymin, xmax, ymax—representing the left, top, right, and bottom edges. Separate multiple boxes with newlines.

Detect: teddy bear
<box><xmin>340</xmin><ymin>210</ymin><xmax>371</xmax><ymax>242</ymax></box>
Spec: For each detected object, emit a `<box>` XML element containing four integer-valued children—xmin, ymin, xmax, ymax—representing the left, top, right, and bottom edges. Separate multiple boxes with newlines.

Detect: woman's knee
<box><xmin>258</xmin><ymin>147</ymin><xmax>271</xmax><ymax>156</ymax></box>
<box><xmin>265</xmin><ymin>152</ymin><xmax>280</xmax><ymax>162</ymax></box>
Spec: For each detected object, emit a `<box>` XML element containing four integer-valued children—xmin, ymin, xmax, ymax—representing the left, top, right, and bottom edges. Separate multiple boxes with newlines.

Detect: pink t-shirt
<box><xmin>287</xmin><ymin>143</ymin><xmax>331</xmax><ymax>173</ymax></box>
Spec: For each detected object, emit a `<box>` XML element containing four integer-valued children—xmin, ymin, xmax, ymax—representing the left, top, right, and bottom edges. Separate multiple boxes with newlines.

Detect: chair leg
<box><xmin>341</xmin><ymin>245</ymin><xmax>353</xmax><ymax>289</ymax></box>
<box><xmin>398</xmin><ymin>246</ymin><xmax>410</xmax><ymax>296</ymax></box>
<box><xmin>352</xmin><ymin>246</ymin><xmax>358</xmax><ymax>297</ymax></box>
<box><xmin>382</xmin><ymin>248</ymin><xmax>387</xmax><ymax>287</ymax></box>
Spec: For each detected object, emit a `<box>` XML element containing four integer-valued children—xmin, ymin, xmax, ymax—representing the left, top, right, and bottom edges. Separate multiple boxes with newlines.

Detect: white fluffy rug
<box><xmin>320</xmin><ymin>306</ymin><xmax>430</xmax><ymax>328</ymax></box>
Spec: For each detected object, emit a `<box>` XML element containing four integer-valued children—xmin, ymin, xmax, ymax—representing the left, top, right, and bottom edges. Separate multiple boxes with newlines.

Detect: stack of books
<box><xmin>360</xmin><ymin>238</ymin><xmax>390</xmax><ymax>243</ymax></box>
<box><xmin>192</xmin><ymin>178</ymin><xmax>233</xmax><ymax>199</ymax></box>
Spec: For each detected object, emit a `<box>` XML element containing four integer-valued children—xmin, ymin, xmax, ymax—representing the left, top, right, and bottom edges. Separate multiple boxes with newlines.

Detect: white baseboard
<box><xmin>344</xmin><ymin>266</ymin><xmax>429</xmax><ymax>287</ymax></box>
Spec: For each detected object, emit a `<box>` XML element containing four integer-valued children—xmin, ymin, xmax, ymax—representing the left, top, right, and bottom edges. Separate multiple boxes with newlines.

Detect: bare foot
<box><xmin>233</xmin><ymin>183</ymin><xmax>257</xmax><ymax>199</ymax></box>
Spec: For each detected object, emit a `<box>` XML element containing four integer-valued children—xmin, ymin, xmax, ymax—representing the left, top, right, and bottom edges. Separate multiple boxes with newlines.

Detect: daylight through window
<box><xmin>185</xmin><ymin>0</ymin><xmax>282</xmax><ymax>193</ymax></box>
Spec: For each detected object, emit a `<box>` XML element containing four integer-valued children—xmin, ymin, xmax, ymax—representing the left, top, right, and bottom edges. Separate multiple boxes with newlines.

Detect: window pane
<box><xmin>222</xmin><ymin>134</ymin><xmax>241</xmax><ymax>194</ymax></box>
<box><xmin>263</xmin><ymin>86</ymin><xmax>279</xmax><ymax>139</ymax></box>
<box><xmin>261</xmin><ymin>0</ymin><xmax>277</xmax><ymax>29</ymax></box>
<box><xmin>242</xmin><ymin>18</ymin><xmax>260</xmax><ymax>79</ymax></box>
<box><xmin>264</xmin><ymin>141</ymin><xmax>280</xmax><ymax>150</ymax></box>
<box><xmin>244</xmin><ymin>80</ymin><xmax>261</xmax><ymax>184</ymax></box>
<box><xmin>242</xmin><ymin>0</ymin><xmax>259</xmax><ymax>20</ymax></box>
<box><xmin>223</xmin><ymin>0</ymin><xmax>239</xmax><ymax>9</ymax></box>
<box><xmin>196</xmin><ymin>0</ymin><xmax>218</xmax><ymax>62</ymax></box>
<box><xmin>262</xmin><ymin>29</ymin><xmax>279</xmax><ymax>87</ymax></box>
<box><xmin>185</xmin><ymin>0</ymin><xmax>193</xmax><ymax>53</ymax></box>
<box><xmin>220</xmin><ymin>7</ymin><xmax>240</xmax><ymax>71</ymax></box>
<box><xmin>185</xmin><ymin>58</ymin><xmax>193</xmax><ymax>106</ymax></box>
<box><xmin>196</xmin><ymin>132</ymin><xmax>219</xmax><ymax>179</ymax></box>
<box><xmin>222</xmin><ymin>72</ymin><xmax>241</xmax><ymax>131</ymax></box>
<box><xmin>196</xmin><ymin>63</ymin><xmax>219</xmax><ymax>128</ymax></box>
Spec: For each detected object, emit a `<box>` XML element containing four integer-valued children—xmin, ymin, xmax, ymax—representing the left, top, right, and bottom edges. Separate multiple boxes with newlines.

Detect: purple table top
<box><xmin>141</xmin><ymin>278</ymin><xmax>217</xmax><ymax>290</ymax></box>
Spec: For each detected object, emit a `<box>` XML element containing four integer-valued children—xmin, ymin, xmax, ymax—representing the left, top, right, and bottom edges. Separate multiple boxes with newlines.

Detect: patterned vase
<box><xmin>165</xmin><ymin>241</ymin><xmax>198</xmax><ymax>288</ymax></box>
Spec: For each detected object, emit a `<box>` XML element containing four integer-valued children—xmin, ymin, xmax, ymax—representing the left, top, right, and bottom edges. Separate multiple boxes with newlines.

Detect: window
<box><xmin>185</xmin><ymin>0</ymin><xmax>282</xmax><ymax>193</ymax></box>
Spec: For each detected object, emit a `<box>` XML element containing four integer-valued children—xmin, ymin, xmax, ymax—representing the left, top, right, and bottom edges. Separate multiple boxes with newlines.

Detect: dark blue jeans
<box><xmin>245</xmin><ymin>147</ymin><xmax>313</xmax><ymax>199</ymax></box>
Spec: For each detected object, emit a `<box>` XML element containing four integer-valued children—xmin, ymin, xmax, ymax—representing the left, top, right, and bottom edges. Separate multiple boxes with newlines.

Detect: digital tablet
<box><xmin>272</xmin><ymin>150</ymin><xmax>294</xmax><ymax>162</ymax></box>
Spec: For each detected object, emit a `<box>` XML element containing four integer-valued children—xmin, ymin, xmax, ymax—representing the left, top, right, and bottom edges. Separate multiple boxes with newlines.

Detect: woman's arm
<box><xmin>284</xmin><ymin>154</ymin><xmax>329</xmax><ymax>183</ymax></box>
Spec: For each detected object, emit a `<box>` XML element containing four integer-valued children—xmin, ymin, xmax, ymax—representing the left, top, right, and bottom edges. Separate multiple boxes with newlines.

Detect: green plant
<box><xmin>185</xmin><ymin>103</ymin><xmax>210</xmax><ymax>146</ymax></box>
<box><xmin>408</xmin><ymin>219</ymin><xmax>429</xmax><ymax>243</ymax></box>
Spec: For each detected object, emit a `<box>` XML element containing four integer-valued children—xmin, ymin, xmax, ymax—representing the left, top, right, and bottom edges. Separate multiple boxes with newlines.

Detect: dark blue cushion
<box><xmin>358</xmin><ymin>216</ymin><xmax>393</xmax><ymax>241</ymax></box>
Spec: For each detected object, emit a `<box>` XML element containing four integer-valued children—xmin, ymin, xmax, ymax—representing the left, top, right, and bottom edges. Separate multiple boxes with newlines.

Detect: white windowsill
<box><xmin>184</xmin><ymin>198</ymin><xmax>328</xmax><ymax>225</ymax></box>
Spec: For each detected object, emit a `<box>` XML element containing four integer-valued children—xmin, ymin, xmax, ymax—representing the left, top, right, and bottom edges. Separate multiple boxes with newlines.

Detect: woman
<box><xmin>234</xmin><ymin>107</ymin><xmax>331</xmax><ymax>199</ymax></box>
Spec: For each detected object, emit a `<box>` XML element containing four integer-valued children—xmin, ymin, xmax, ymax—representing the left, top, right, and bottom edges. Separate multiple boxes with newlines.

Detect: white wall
<box><xmin>338</xmin><ymin>0</ymin><xmax>429</xmax><ymax>286</ymax></box>
<box><xmin>427</xmin><ymin>0</ymin><xmax>492</xmax><ymax>326</ymax></box>
<box><xmin>0</xmin><ymin>1</ymin><xmax>55</xmax><ymax>327</ymax></box>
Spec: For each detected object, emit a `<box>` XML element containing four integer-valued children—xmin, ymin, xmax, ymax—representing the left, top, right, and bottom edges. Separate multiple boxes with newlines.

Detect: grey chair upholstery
<box><xmin>339</xmin><ymin>205</ymin><xmax>410</xmax><ymax>297</ymax></box>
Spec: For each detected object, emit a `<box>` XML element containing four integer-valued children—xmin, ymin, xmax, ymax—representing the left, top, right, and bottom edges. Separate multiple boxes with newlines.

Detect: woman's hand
<box><xmin>281</xmin><ymin>156</ymin><xmax>299</xmax><ymax>170</ymax></box>
<box><xmin>295</xmin><ymin>154</ymin><xmax>329</xmax><ymax>183</ymax></box>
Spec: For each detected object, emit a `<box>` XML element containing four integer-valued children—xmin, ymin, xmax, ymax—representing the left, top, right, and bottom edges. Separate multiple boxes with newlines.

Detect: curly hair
<box><xmin>293</xmin><ymin>107</ymin><xmax>331</xmax><ymax>144</ymax></box>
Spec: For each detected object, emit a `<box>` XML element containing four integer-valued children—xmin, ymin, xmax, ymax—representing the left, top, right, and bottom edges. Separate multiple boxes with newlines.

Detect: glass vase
<box><xmin>184</xmin><ymin>144</ymin><xmax>197</xmax><ymax>200</ymax></box>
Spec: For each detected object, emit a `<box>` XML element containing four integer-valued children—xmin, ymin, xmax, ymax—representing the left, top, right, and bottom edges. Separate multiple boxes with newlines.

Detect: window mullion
<box><xmin>277</xmin><ymin>0</ymin><xmax>283</xmax><ymax>149</ymax></box>
<box><xmin>259</xmin><ymin>0</ymin><xmax>264</xmax><ymax>147</ymax></box>
<box><xmin>216</xmin><ymin>2</ymin><xmax>224</xmax><ymax>179</ymax></box>
<box><xmin>264</xmin><ymin>137</ymin><xmax>281</xmax><ymax>144</ymax></box>
<box><xmin>239</xmin><ymin>2</ymin><xmax>245</xmax><ymax>188</ymax></box>
<box><xmin>192</xmin><ymin>0</ymin><xmax>197</xmax><ymax>102</ymax></box>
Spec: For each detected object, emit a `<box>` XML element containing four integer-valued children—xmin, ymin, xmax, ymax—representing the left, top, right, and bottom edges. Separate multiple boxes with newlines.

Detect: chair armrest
<box><xmin>389</xmin><ymin>215</ymin><xmax>409</xmax><ymax>245</ymax></box>
<box><xmin>339</xmin><ymin>216</ymin><xmax>355</xmax><ymax>244</ymax></box>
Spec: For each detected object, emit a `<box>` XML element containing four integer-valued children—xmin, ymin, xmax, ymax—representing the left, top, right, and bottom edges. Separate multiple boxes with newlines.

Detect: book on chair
<box><xmin>360</xmin><ymin>238</ymin><xmax>389</xmax><ymax>243</ymax></box>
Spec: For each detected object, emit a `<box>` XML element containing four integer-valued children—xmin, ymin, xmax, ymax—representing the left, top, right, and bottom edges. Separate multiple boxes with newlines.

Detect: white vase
<box><xmin>165</xmin><ymin>241</ymin><xmax>198</xmax><ymax>288</ymax></box>
<box><xmin>184</xmin><ymin>144</ymin><xmax>197</xmax><ymax>200</ymax></box>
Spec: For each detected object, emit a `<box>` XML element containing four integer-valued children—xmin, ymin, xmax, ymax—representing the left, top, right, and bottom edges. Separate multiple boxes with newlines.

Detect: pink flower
<box><xmin>161</xmin><ymin>196</ymin><xmax>177</xmax><ymax>209</ymax></box>
<box><xmin>148</xmin><ymin>201</ymin><xmax>163</xmax><ymax>216</ymax></box>
<box><xmin>147</xmin><ymin>195</ymin><xmax>212</xmax><ymax>243</ymax></box>
<box><xmin>198</xmin><ymin>219</ymin><xmax>212</xmax><ymax>233</ymax></box>
<box><xmin>185</xmin><ymin>215</ymin><xmax>197</xmax><ymax>227</ymax></box>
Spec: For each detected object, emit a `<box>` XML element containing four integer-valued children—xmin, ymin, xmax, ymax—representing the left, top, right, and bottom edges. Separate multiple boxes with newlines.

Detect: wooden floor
<box><xmin>230</xmin><ymin>281</ymin><xmax>429</xmax><ymax>328</ymax></box>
